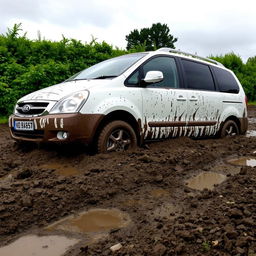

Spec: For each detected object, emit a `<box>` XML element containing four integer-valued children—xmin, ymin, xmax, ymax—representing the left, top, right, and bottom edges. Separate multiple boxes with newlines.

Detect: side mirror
<box><xmin>143</xmin><ymin>71</ymin><xmax>163</xmax><ymax>84</ymax></box>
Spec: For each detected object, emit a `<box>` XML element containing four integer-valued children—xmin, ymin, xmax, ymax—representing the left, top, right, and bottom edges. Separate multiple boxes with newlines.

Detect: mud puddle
<box><xmin>0</xmin><ymin>235</ymin><xmax>79</xmax><ymax>256</ymax></box>
<box><xmin>186</xmin><ymin>172</ymin><xmax>226</xmax><ymax>190</ymax></box>
<box><xmin>227</xmin><ymin>157</ymin><xmax>256</xmax><ymax>167</ymax></box>
<box><xmin>151</xmin><ymin>189</ymin><xmax>170</xmax><ymax>198</ymax></box>
<box><xmin>47</xmin><ymin>209</ymin><xmax>130</xmax><ymax>234</ymax></box>
<box><xmin>246</xmin><ymin>130</ymin><xmax>256</xmax><ymax>137</ymax></box>
<box><xmin>41</xmin><ymin>163</ymin><xmax>80</xmax><ymax>176</ymax></box>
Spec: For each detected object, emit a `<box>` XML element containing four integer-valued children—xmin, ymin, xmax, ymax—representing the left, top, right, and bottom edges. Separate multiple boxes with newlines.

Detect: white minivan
<box><xmin>9</xmin><ymin>48</ymin><xmax>248</xmax><ymax>152</ymax></box>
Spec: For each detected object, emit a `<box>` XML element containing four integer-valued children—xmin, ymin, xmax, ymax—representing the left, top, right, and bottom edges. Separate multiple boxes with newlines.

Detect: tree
<box><xmin>126</xmin><ymin>23</ymin><xmax>177</xmax><ymax>51</ymax></box>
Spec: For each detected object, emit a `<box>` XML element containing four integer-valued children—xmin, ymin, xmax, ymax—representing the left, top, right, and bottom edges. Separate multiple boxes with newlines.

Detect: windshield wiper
<box><xmin>91</xmin><ymin>75</ymin><xmax>117</xmax><ymax>79</ymax></box>
<box><xmin>66</xmin><ymin>78</ymin><xmax>88</xmax><ymax>82</ymax></box>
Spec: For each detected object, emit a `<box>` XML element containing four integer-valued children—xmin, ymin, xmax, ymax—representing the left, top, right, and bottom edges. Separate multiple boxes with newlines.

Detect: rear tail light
<box><xmin>245</xmin><ymin>95</ymin><xmax>248</xmax><ymax>106</ymax></box>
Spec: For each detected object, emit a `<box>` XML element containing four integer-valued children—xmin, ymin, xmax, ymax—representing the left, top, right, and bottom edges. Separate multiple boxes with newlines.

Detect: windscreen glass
<box><xmin>67</xmin><ymin>53</ymin><xmax>147</xmax><ymax>81</ymax></box>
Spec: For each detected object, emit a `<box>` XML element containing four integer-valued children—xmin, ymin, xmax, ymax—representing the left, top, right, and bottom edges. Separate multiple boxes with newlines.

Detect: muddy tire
<box><xmin>97</xmin><ymin>121</ymin><xmax>137</xmax><ymax>153</ymax></box>
<box><xmin>220</xmin><ymin>120</ymin><xmax>239</xmax><ymax>138</ymax></box>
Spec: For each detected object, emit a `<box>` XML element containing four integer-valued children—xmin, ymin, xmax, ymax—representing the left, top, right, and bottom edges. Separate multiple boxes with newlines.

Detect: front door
<box><xmin>140</xmin><ymin>56</ymin><xmax>188</xmax><ymax>140</ymax></box>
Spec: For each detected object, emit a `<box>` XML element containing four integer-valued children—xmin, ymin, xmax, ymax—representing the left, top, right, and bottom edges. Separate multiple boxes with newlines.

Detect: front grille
<box><xmin>12</xmin><ymin>129</ymin><xmax>44</xmax><ymax>139</ymax></box>
<box><xmin>16</xmin><ymin>102</ymin><xmax>49</xmax><ymax>115</ymax></box>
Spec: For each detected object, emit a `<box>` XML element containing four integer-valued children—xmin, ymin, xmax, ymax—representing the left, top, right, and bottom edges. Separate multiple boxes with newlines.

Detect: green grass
<box><xmin>248</xmin><ymin>101</ymin><xmax>256</xmax><ymax>106</ymax></box>
<box><xmin>0</xmin><ymin>116</ymin><xmax>8</xmax><ymax>124</ymax></box>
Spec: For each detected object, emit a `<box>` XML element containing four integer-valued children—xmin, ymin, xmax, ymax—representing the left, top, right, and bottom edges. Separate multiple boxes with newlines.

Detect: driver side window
<box><xmin>142</xmin><ymin>57</ymin><xmax>179</xmax><ymax>88</ymax></box>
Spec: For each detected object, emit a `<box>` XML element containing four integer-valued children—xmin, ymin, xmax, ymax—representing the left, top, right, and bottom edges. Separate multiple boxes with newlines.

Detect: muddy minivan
<box><xmin>9</xmin><ymin>48</ymin><xmax>248</xmax><ymax>152</ymax></box>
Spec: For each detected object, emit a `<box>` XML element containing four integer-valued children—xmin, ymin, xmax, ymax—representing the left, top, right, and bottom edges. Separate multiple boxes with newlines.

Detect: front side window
<box><xmin>212</xmin><ymin>67</ymin><xmax>239</xmax><ymax>93</ymax></box>
<box><xmin>66</xmin><ymin>53</ymin><xmax>147</xmax><ymax>81</ymax></box>
<box><xmin>142</xmin><ymin>57</ymin><xmax>179</xmax><ymax>88</ymax></box>
<box><xmin>182</xmin><ymin>60</ymin><xmax>215</xmax><ymax>91</ymax></box>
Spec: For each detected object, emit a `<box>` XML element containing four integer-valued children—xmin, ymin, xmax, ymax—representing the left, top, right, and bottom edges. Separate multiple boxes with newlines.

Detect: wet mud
<box><xmin>0</xmin><ymin>105</ymin><xmax>256</xmax><ymax>255</ymax></box>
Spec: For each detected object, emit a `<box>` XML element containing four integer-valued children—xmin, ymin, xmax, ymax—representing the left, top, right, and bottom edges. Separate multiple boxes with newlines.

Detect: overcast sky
<box><xmin>0</xmin><ymin>0</ymin><xmax>255</xmax><ymax>62</ymax></box>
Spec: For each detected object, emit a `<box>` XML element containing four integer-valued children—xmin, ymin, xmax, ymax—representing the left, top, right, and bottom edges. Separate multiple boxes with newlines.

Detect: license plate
<box><xmin>14</xmin><ymin>121</ymin><xmax>34</xmax><ymax>131</ymax></box>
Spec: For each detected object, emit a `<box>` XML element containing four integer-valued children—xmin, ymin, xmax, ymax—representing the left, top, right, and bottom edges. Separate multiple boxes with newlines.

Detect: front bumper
<box><xmin>9</xmin><ymin>113</ymin><xmax>104</xmax><ymax>144</ymax></box>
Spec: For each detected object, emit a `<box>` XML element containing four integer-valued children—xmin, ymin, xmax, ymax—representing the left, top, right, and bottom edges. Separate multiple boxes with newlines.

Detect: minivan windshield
<box><xmin>67</xmin><ymin>53</ymin><xmax>147</xmax><ymax>81</ymax></box>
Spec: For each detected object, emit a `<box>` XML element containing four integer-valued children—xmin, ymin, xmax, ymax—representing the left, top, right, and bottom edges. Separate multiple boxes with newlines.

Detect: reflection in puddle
<box><xmin>41</xmin><ymin>163</ymin><xmax>80</xmax><ymax>176</ymax></box>
<box><xmin>186</xmin><ymin>172</ymin><xmax>226</xmax><ymax>191</ymax></box>
<box><xmin>0</xmin><ymin>235</ymin><xmax>79</xmax><ymax>256</ymax></box>
<box><xmin>227</xmin><ymin>157</ymin><xmax>256</xmax><ymax>167</ymax></box>
<box><xmin>47</xmin><ymin>209</ymin><xmax>130</xmax><ymax>233</ymax></box>
<box><xmin>246</xmin><ymin>130</ymin><xmax>256</xmax><ymax>137</ymax></box>
<box><xmin>151</xmin><ymin>189</ymin><xmax>169</xmax><ymax>198</ymax></box>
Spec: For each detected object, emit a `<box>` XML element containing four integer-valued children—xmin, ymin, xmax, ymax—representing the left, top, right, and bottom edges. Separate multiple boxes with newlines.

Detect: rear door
<box><xmin>180</xmin><ymin>59</ymin><xmax>222</xmax><ymax>137</ymax></box>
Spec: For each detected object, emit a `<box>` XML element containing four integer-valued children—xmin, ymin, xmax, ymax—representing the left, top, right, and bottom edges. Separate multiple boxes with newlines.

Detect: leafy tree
<box><xmin>126</xmin><ymin>23</ymin><xmax>177</xmax><ymax>51</ymax></box>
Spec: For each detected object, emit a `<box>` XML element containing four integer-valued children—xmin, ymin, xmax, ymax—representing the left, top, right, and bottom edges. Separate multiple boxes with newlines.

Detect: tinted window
<box><xmin>213</xmin><ymin>67</ymin><xmax>239</xmax><ymax>93</ymax></box>
<box><xmin>142</xmin><ymin>57</ymin><xmax>179</xmax><ymax>88</ymax></box>
<box><xmin>182</xmin><ymin>60</ymin><xmax>215</xmax><ymax>91</ymax></box>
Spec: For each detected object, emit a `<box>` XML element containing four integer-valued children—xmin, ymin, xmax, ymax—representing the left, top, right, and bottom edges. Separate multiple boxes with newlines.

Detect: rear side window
<box><xmin>182</xmin><ymin>60</ymin><xmax>215</xmax><ymax>91</ymax></box>
<box><xmin>212</xmin><ymin>67</ymin><xmax>240</xmax><ymax>93</ymax></box>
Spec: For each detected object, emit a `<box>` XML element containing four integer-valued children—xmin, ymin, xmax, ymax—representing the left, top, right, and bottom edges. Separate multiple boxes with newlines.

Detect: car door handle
<box><xmin>177</xmin><ymin>95</ymin><xmax>187</xmax><ymax>101</ymax></box>
<box><xmin>189</xmin><ymin>96</ymin><xmax>198</xmax><ymax>101</ymax></box>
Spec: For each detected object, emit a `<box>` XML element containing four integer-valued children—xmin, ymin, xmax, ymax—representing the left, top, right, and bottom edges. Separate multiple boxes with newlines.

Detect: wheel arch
<box><xmin>218</xmin><ymin>115</ymin><xmax>241</xmax><ymax>137</ymax></box>
<box><xmin>93</xmin><ymin>110</ymin><xmax>141</xmax><ymax>146</ymax></box>
<box><xmin>223</xmin><ymin>115</ymin><xmax>241</xmax><ymax>133</ymax></box>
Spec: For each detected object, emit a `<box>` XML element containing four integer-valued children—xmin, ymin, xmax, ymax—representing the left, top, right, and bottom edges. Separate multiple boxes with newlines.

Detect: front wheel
<box><xmin>220</xmin><ymin>120</ymin><xmax>239</xmax><ymax>138</ymax></box>
<box><xmin>97</xmin><ymin>121</ymin><xmax>137</xmax><ymax>153</ymax></box>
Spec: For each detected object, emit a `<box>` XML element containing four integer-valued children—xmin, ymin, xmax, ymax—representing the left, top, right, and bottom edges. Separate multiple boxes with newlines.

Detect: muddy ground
<box><xmin>0</xmin><ymin>106</ymin><xmax>256</xmax><ymax>256</ymax></box>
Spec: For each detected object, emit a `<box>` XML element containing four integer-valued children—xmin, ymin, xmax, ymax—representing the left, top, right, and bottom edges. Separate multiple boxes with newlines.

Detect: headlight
<box><xmin>50</xmin><ymin>91</ymin><xmax>89</xmax><ymax>114</ymax></box>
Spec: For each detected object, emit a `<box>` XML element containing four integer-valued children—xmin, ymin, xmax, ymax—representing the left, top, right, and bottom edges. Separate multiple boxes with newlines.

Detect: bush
<box><xmin>0</xmin><ymin>24</ymin><xmax>128</xmax><ymax>116</ymax></box>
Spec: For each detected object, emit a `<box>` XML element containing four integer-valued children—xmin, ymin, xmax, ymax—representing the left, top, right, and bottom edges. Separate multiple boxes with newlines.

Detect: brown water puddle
<box><xmin>186</xmin><ymin>172</ymin><xmax>226</xmax><ymax>191</ymax></box>
<box><xmin>246</xmin><ymin>130</ymin><xmax>256</xmax><ymax>137</ymax></box>
<box><xmin>0</xmin><ymin>235</ymin><xmax>79</xmax><ymax>256</ymax></box>
<box><xmin>227</xmin><ymin>157</ymin><xmax>256</xmax><ymax>167</ymax></box>
<box><xmin>41</xmin><ymin>163</ymin><xmax>80</xmax><ymax>176</ymax></box>
<box><xmin>151</xmin><ymin>189</ymin><xmax>169</xmax><ymax>198</ymax></box>
<box><xmin>47</xmin><ymin>209</ymin><xmax>130</xmax><ymax>234</ymax></box>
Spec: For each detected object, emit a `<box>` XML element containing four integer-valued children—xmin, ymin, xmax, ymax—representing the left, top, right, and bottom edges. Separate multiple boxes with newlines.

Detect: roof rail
<box><xmin>156</xmin><ymin>48</ymin><xmax>224</xmax><ymax>67</ymax></box>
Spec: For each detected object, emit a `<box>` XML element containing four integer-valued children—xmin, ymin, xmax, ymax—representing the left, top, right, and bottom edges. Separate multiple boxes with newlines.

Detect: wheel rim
<box><xmin>106</xmin><ymin>129</ymin><xmax>131</xmax><ymax>152</ymax></box>
<box><xmin>225</xmin><ymin>124</ymin><xmax>237</xmax><ymax>136</ymax></box>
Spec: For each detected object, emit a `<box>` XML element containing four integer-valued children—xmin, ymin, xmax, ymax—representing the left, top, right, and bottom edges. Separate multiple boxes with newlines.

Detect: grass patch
<box><xmin>0</xmin><ymin>116</ymin><xmax>8</xmax><ymax>124</ymax></box>
<box><xmin>248</xmin><ymin>102</ymin><xmax>256</xmax><ymax>106</ymax></box>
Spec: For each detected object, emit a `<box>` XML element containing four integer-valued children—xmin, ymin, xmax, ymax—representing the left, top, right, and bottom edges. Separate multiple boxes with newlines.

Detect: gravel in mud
<box><xmin>0</xmin><ymin>106</ymin><xmax>256</xmax><ymax>256</ymax></box>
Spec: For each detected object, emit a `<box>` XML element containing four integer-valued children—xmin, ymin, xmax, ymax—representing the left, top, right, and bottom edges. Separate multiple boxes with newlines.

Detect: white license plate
<box><xmin>14</xmin><ymin>121</ymin><xmax>34</xmax><ymax>131</ymax></box>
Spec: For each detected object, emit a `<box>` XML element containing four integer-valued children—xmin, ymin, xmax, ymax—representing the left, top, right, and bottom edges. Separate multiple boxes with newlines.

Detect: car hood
<box><xmin>18</xmin><ymin>80</ymin><xmax>110</xmax><ymax>102</ymax></box>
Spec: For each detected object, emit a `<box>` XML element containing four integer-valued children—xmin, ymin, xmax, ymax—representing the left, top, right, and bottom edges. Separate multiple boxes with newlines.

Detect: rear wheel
<box><xmin>97</xmin><ymin>120</ymin><xmax>137</xmax><ymax>153</ymax></box>
<box><xmin>220</xmin><ymin>120</ymin><xmax>239</xmax><ymax>138</ymax></box>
